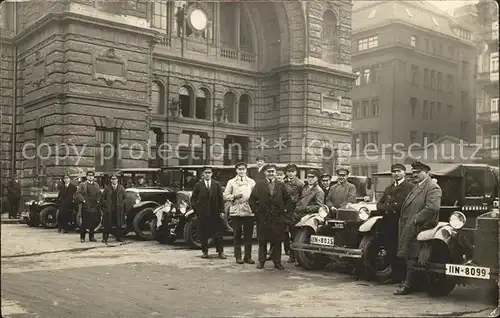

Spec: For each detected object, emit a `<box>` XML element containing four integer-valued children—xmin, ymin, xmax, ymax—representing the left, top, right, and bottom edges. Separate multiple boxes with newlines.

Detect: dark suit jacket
<box><xmin>6</xmin><ymin>180</ymin><xmax>21</xmax><ymax>201</ymax></box>
<box><xmin>293</xmin><ymin>184</ymin><xmax>325</xmax><ymax>222</ymax></box>
<box><xmin>376</xmin><ymin>179</ymin><xmax>413</xmax><ymax>214</ymax></box>
<box><xmin>249</xmin><ymin>179</ymin><xmax>292</xmax><ymax>241</ymax></box>
<box><xmin>101</xmin><ymin>184</ymin><xmax>127</xmax><ymax>229</ymax></box>
<box><xmin>190</xmin><ymin>179</ymin><xmax>224</xmax><ymax>218</ymax></box>
<box><xmin>397</xmin><ymin>177</ymin><xmax>442</xmax><ymax>259</ymax></box>
<box><xmin>251</xmin><ymin>167</ymin><xmax>266</xmax><ymax>182</ymax></box>
<box><xmin>57</xmin><ymin>182</ymin><xmax>77</xmax><ymax>212</ymax></box>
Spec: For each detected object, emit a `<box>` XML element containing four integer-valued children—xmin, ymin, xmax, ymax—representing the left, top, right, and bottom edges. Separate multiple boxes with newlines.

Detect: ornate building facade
<box><xmin>0</xmin><ymin>0</ymin><xmax>354</xmax><ymax>183</ymax></box>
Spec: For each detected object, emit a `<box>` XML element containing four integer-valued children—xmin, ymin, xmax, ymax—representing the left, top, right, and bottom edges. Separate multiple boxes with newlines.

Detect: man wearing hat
<box><xmin>251</xmin><ymin>157</ymin><xmax>266</xmax><ymax>181</ymax></box>
<box><xmin>135</xmin><ymin>175</ymin><xmax>147</xmax><ymax>188</ymax></box>
<box><xmin>376</xmin><ymin>163</ymin><xmax>413</xmax><ymax>282</ymax></box>
<box><xmin>6</xmin><ymin>174</ymin><xmax>21</xmax><ymax>219</ymax></box>
<box><xmin>249</xmin><ymin>163</ymin><xmax>293</xmax><ymax>269</ymax></box>
<box><xmin>325</xmin><ymin>166</ymin><xmax>357</xmax><ymax>209</ymax></box>
<box><xmin>56</xmin><ymin>173</ymin><xmax>77</xmax><ymax>233</ymax></box>
<box><xmin>290</xmin><ymin>169</ymin><xmax>325</xmax><ymax>263</ymax></box>
<box><xmin>100</xmin><ymin>174</ymin><xmax>127</xmax><ymax>243</ymax></box>
<box><xmin>191</xmin><ymin>166</ymin><xmax>226</xmax><ymax>259</ymax></box>
<box><xmin>75</xmin><ymin>170</ymin><xmax>102</xmax><ymax>243</ymax></box>
<box><xmin>319</xmin><ymin>174</ymin><xmax>333</xmax><ymax>202</ymax></box>
<box><xmin>394</xmin><ymin>161</ymin><xmax>442</xmax><ymax>295</ymax></box>
<box><xmin>224</xmin><ymin>162</ymin><xmax>256</xmax><ymax>264</ymax></box>
<box><xmin>267</xmin><ymin>164</ymin><xmax>305</xmax><ymax>260</ymax></box>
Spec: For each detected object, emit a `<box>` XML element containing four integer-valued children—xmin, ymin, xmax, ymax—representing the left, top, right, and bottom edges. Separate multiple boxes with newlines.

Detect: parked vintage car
<box><xmin>291</xmin><ymin>163</ymin><xmax>499</xmax><ymax>285</ymax></box>
<box><xmin>151</xmin><ymin>164</ymin><xmax>321</xmax><ymax>248</ymax></box>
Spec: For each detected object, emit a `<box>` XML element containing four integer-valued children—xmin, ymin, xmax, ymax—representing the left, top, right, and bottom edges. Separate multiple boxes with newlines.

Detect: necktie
<box><xmin>268</xmin><ymin>180</ymin><xmax>274</xmax><ymax>195</ymax></box>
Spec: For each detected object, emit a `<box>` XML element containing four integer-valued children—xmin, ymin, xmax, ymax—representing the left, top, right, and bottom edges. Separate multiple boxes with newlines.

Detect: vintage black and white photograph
<box><xmin>0</xmin><ymin>0</ymin><xmax>499</xmax><ymax>317</ymax></box>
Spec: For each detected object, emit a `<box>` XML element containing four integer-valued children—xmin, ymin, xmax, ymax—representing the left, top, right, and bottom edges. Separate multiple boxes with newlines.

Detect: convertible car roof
<box><xmin>373</xmin><ymin>163</ymin><xmax>499</xmax><ymax>178</ymax></box>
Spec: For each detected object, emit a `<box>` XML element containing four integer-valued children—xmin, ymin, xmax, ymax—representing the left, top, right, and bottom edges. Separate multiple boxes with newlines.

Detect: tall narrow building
<box><xmin>351</xmin><ymin>1</ymin><xmax>477</xmax><ymax>175</ymax></box>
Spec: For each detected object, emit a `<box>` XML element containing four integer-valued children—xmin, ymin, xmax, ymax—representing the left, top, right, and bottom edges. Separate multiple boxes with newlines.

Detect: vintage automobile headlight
<box><xmin>358</xmin><ymin>207</ymin><xmax>370</xmax><ymax>221</ymax></box>
<box><xmin>135</xmin><ymin>194</ymin><xmax>141</xmax><ymax>205</ymax></box>
<box><xmin>179</xmin><ymin>201</ymin><xmax>187</xmax><ymax>214</ymax></box>
<box><xmin>318</xmin><ymin>206</ymin><xmax>329</xmax><ymax>219</ymax></box>
<box><xmin>449</xmin><ymin>211</ymin><xmax>466</xmax><ymax>229</ymax></box>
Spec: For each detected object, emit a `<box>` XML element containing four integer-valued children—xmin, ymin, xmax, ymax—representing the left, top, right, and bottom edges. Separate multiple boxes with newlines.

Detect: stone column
<box><xmin>161</xmin><ymin>127</ymin><xmax>181</xmax><ymax>166</ymax></box>
<box><xmin>210</xmin><ymin>131</ymin><xmax>226</xmax><ymax>165</ymax></box>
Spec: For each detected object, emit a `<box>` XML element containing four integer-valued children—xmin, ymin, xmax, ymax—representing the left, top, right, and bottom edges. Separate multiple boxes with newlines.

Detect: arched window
<box><xmin>179</xmin><ymin>85</ymin><xmax>192</xmax><ymax>117</ymax></box>
<box><xmin>238</xmin><ymin>94</ymin><xmax>251</xmax><ymax>124</ymax></box>
<box><xmin>195</xmin><ymin>88</ymin><xmax>210</xmax><ymax>120</ymax></box>
<box><xmin>223</xmin><ymin>92</ymin><xmax>236</xmax><ymax>123</ymax></box>
<box><xmin>151</xmin><ymin>81</ymin><xmax>165</xmax><ymax>114</ymax></box>
<box><xmin>321</xmin><ymin>10</ymin><xmax>338</xmax><ymax>63</ymax></box>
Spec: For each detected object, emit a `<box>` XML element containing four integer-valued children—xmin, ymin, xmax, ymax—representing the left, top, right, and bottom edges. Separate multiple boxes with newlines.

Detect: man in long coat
<box><xmin>100</xmin><ymin>174</ymin><xmax>126</xmax><ymax>243</ymax></box>
<box><xmin>249</xmin><ymin>164</ymin><xmax>293</xmax><ymax>270</ymax></box>
<box><xmin>376</xmin><ymin>164</ymin><xmax>413</xmax><ymax>282</ymax></box>
<box><xmin>75</xmin><ymin>171</ymin><xmax>102</xmax><ymax>243</ymax></box>
<box><xmin>251</xmin><ymin>157</ymin><xmax>266</xmax><ymax>182</ymax></box>
<box><xmin>394</xmin><ymin>161</ymin><xmax>441</xmax><ymax>295</ymax></box>
<box><xmin>57</xmin><ymin>173</ymin><xmax>77</xmax><ymax>233</ymax></box>
<box><xmin>6</xmin><ymin>175</ymin><xmax>21</xmax><ymax>219</ymax></box>
<box><xmin>191</xmin><ymin>166</ymin><xmax>226</xmax><ymax>259</ymax></box>
<box><xmin>325</xmin><ymin>166</ymin><xmax>357</xmax><ymax>209</ymax></box>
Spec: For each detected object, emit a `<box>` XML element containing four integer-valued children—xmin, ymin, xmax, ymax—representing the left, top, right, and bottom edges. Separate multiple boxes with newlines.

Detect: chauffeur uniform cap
<box><xmin>391</xmin><ymin>163</ymin><xmax>406</xmax><ymax>171</ymax></box>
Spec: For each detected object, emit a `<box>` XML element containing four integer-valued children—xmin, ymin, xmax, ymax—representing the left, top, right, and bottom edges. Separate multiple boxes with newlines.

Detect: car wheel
<box><xmin>183</xmin><ymin>215</ymin><xmax>213</xmax><ymax>249</ymax></box>
<box><xmin>361</xmin><ymin>235</ymin><xmax>393</xmax><ymax>282</ymax></box>
<box><xmin>294</xmin><ymin>227</ymin><xmax>328</xmax><ymax>270</ymax></box>
<box><xmin>133</xmin><ymin>208</ymin><xmax>154</xmax><ymax>241</ymax></box>
<box><xmin>151</xmin><ymin>218</ymin><xmax>176</xmax><ymax>244</ymax></box>
<box><xmin>426</xmin><ymin>241</ymin><xmax>456</xmax><ymax>297</ymax></box>
<box><xmin>39</xmin><ymin>206</ymin><xmax>58</xmax><ymax>228</ymax></box>
<box><xmin>75</xmin><ymin>207</ymin><xmax>102</xmax><ymax>233</ymax></box>
<box><xmin>27</xmin><ymin>217</ymin><xmax>40</xmax><ymax>227</ymax></box>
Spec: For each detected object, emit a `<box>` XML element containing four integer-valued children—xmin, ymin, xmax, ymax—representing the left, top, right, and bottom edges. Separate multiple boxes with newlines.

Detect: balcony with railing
<box><xmin>477</xmin><ymin>111</ymin><xmax>499</xmax><ymax>123</ymax></box>
<box><xmin>220</xmin><ymin>47</ymin><xmax>256</xmax><ymax>64</ymax></box>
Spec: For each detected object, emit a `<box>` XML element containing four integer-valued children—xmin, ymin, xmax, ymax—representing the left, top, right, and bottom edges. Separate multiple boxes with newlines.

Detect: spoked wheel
<box><xmin>40</xmin><ymin>206</ymin><xmax>58</xmax><ymax>228</ymax></box>
<box><xmin>426</xmin><ymin>242</ymin><xmax>456</xmax><ymax>297</ymax></box>
<box><xmin>133</xmin><ymin>208</ymin><xmax>154</xmax><ymax>241</ymax></box>
<box><xmin>183</xmin><ymin>215</ymin><xmax>212</xmax><ymax>249</ymax></box>
<box><xmin>361</xmin><ymin>235</ymin><xmax>393</xmax><ymax>282</ymax></box>
<box><xmin>151</xmin><ymin>218</ymin><xmax>176</xmax><ymax>244</ymax></box>
<box><xmin>294</xmin><ymin>227</ymin><xmax>329</xmax><ymax>270</ymax></box>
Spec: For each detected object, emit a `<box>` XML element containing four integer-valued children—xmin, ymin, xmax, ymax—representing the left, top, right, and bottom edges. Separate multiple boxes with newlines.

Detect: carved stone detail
<box><xmin>32</xmin><ymin>50</ymin><xmax>46</xmax><ymax>88</ymax></box>
<box><xmin>92</xmin><ymin>48</ymin><xmax>127</xmax><ymax>86</ymax></box>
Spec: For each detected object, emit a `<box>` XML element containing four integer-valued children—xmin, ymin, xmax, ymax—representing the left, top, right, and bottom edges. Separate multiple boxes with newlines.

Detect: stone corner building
<box><xmin>0</xmin><ymin>0</ymin><xmax>354</xmax><ymax>184</ymax></box>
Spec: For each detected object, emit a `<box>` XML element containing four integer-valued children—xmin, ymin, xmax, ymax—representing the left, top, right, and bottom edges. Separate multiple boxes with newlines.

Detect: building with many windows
<box><xmin>350</xmin><ymin>1</ymin><xmax>477</xmax><ymax>175</ymax></box>
<box><xmin>0</xmin><ymin>0</ymin><xmax>355</xmax><ymax>183</ymax></box>
<box><xmin>472</xmin><ymin>0</ymin><xmax>499</xmax><ymax>165</ymax></box>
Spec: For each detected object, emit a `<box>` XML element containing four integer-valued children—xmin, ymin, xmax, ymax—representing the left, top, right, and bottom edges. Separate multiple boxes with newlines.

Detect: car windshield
<box><xmin>160</xmin><ymin>167</ymin><xmax>237</xmax><ymax>190</ymax></box>
<box><xmin>374</xmin><ymin>176</ymin><xmax>393</xmax><ymax>201</ymax></box>
<box><xmin>347</xmin><ymin>177</ymin><xmax>370</xmax><ymax>197</ymax></box>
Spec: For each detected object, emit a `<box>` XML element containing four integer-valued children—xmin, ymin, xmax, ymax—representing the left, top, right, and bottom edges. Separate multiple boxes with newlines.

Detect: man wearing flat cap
<box><xmin>376</xmin><ymin>163</ymin><xmax>413</xmax><ymax>282</ymax></box>
<box><xmin>325</xmin><ymin>166</ymin><xmax>357</xmax><ymax>209</ymax></box>
<box><xmin>100</xmin><ymin>174</ymin><xmax>127</xmax><ymax>243</ymax></box>
<box><xmin>75</xmin><ymin>171</ymin><xmax>102</xmax><ymax>243</ymax></box>
<box><xmin>224</xmin><ymin>162</ymin><xmax>256</xmax><ymax>264</ymax></box>
<box><xmin>320</xmin><ymin>174</ymin><xmax>333</xmax><ymax>202</ymax></box>
<box><xmin>249</xmin><ymin>163</ymin><xmax>293</xmax><ymax>269</ymax></box>
<box><xmin>394</xmin><ymin>161</ymin><xmax>442</xmax><ymax>295</ymax></box>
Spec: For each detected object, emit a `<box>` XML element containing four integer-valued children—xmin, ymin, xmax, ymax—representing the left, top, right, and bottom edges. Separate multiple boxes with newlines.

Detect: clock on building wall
<box><xmin>187</xmin><ymin>6</ymin><xmax>208</xmax><ymax>32</ymax></box>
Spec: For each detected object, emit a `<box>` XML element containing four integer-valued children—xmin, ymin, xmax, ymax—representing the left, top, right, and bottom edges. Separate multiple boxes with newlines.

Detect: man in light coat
<box><xmin>325</xmin><ymin>166</ymin><xmax>357</xmax><ymax>209</ymax></box>
<box><xmin>394</xmin><ymin>161</ymin><xmax>442</xmax><ymax>295</ymax></box>
<box><xmin>224</xmin><ymin>162</ymin><xmax>256</xmax><ymax>264</ymax></box>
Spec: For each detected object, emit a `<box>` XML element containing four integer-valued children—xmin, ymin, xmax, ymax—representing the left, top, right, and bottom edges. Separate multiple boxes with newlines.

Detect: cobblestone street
<box><xmin>1</xmin><ymin>224</ymin><xmax>496</xmax><ymax>317</ymax></box>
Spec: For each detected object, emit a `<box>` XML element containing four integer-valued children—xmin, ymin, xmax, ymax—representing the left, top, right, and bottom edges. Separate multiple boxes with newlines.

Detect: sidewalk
<box><xmin>0</xmin><ymin>213</ymin><xmax>22</xmax><ymax>224</ymax></box>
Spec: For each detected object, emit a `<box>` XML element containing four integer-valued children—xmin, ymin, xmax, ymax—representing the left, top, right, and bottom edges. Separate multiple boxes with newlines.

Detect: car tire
<box><xmin>151</xmin><ymin>218</ymin><xmax>176</xmax><ymax>244</ymax></box>
<box><xmin>39</xmin><ymin>206</ymin><xmax>58</xmax><ymax>228</ymax></box>
<box><xmin>426</xmin><ymin>241</ymin><xmax>456</xmax><ymax>297</ymax></box>
<box><xmin>133</xmin><ymin>208</ymin><xmax>154</xmax><ymax>241</ymax></box>
<box><xmin>294</xmin><ymin>227</ymin><xmax>328</xmax><ymax>270</ymax></box>
<box><xmin>183</xmin><ymin>215</ymin><xmax>213</xmax><ymax>249</ymax></box>
<box><xmin>360</xmin><ymin>235</ymin><xmax>393</xmax><ymax>282</ymax></box>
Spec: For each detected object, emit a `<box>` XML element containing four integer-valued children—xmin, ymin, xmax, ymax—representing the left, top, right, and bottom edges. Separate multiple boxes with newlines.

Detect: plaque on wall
<box><xmin>92</xmin><ymin>48</ymin><xmax>127</xmax><ymax>86</ymax></box>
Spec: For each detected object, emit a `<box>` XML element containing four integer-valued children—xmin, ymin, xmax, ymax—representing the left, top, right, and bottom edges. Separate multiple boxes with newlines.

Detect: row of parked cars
<box><xmin>20</xmin><ymin>163</ymin><xmax>499</xmax><ymax>302</ymax></box>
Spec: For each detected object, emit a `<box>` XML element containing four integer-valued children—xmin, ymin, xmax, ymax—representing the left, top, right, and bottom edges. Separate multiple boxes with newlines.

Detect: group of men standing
<box><xmin>190</xmin><ymin>158</ymin><xmax>359</xmax><ymax>269</ymax></box>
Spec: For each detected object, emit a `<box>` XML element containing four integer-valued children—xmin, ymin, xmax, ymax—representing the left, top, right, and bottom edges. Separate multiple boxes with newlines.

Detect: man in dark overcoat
<box><xmin>6</xmin><ymin>175</ymin><xmax>21</xmax><ymax>219</ymax></box>
<box><xmin>394</xmin><ymin>161</ymin><xmax>441</xmax><ymax>295</ymax></box>
<box><xmin>56</xmin><ymin>173</ymin><xmax>77</xmax><ymax>233</ymax></box>
<box><xmin>376</xmin><ymin>163</ymin><xmax>413</xmax><ymax>282</ymax></box>
<box><xmin>191</xmin><ymin>166</ymin><xmax>226</xmax><ymax>259</ymax></box>
<box><xmin>249</xmin><ymin>164</ymin><xmax>293</xmax><ymax>270</ymax></box>
<box><xmin>100</xmin><ymin>174</ymin><xmax>126</xmax><ymax>243</ymax></box>
<box><xmin>251</xmin><ymin>157</ymin><xmax>266</xmax><ymax>182</ymax></box>
<box><xmin>75</xmin><ymin>170</ymin><xmax>102</xmax><ymax>243</ymax></box>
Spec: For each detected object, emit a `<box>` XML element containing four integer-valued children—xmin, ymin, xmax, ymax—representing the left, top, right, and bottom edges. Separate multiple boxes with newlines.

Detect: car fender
<box><xmin>38</xmin><ymin>202</ymin><xmax>58</xmax><ymax>210</ymax></box>
<box><xmin>417</xmin><ymin>222</ymin><xmax>455</xmax><ymax>244</ymax></box>
<box><xmin>358</xmin><ymin>216</ymin><xmax>383</xmax><ymax>233</ymax></box>
<box><xmin>132</xmin><ymin>201</ymin><xmax>160</xmax><ymax>211</ymax></box>
<box><xmin>294</xmin><ymin>214</ymin><xmax>322</xmax><ymax>232</ymax></box>
<box><xmin>184</xmin><ymin>209</ymin><xmax>196</xmax><ymax>219</ymax></box>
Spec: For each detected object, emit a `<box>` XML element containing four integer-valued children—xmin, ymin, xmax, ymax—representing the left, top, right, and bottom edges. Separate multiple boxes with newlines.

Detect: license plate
<box><xmin>310</xmin><ymin>235</ymin><xmax>334</xmax><ymax>246</ymax></box>
<box><xmin>445</xmin><ymin>264</ymin><xmax>491</xmax><ymax>279</ymax></box>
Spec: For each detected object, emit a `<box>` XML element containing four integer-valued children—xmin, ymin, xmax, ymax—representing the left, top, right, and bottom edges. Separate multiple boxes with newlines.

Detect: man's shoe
<box><xmin>244</xmin><ymin>259</ymin><xmax>255</xmax><ymax>264</ymax></box>
<box><xmin>201</xmin><ymin>252</ymin><xmax>209</xmax><ymax>259</ymax></box>
<box><xmin>80</xmin><ymin>239</ymin><xmax>85</xmax><ymax>243</ymax></box>
<box><xmin>89</xmin><ymin>238</ymin><xmax>97</xmax><ymax>242</ymax></box>
<box><xmin>236</xmin><ymin>258</ymin><xmax>244</xmax><ymax>264</ymax></box>
<box><xmin>218</xmin><ymin>253</ymin><xmax>227</xmax><ymax>259</ymax></box>
<box><xmin>393</xmin><ymin>286</ymin><xmax>412</xmax><ymax>295</ymax></box>
<box><xmin>256</xmin><ymin>262</ymin><xmax>265</xmax><ymax>269</ymax></box>
<box><xmin>274</xmin><ymin>263</ymin><xmax>284</xmax><ymax>270</ymax></box>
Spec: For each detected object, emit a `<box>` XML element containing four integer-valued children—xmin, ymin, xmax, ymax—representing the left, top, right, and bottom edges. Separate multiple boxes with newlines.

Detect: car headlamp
<box><xmin>318</xmin><ymin>206</ymin><xmax>329</xmax><ymax>218</ymax></box>
<box><xmin>358</xmin><ymin>207</ymin><xmax>370</xmax><ymax>221</ymax></box>
<box><xmin>179</xmin><ymin>201</ymin><xmax>187</xmax><ymax>214</ymax></box>
<box><xmin>449</xmin><ymin>211</ymin><xmax>466</xmax><ymax>230</ymax></box>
